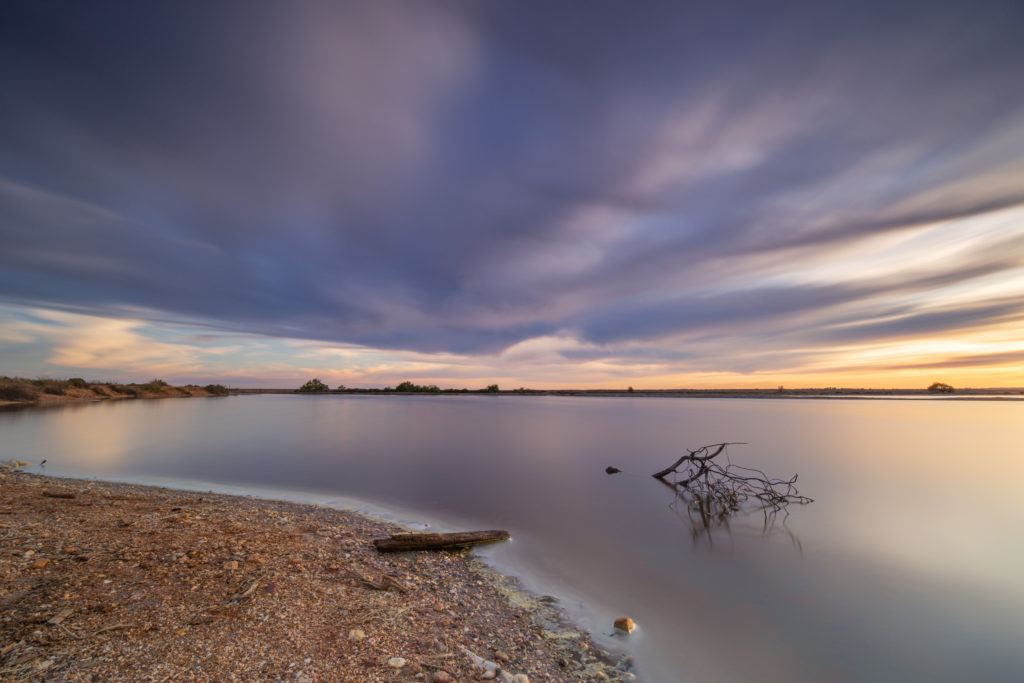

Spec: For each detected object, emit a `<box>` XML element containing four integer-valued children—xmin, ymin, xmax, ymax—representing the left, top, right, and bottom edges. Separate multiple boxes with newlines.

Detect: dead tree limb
<box><xmin>373</xmin><ymin>530</ymin><xmax>510</xmax><ymax>553</ymax></box>
<box><xmin>652</xmin><ymin>443</ymin><xmax>812</xmax><ymax>522</ymax></box>
<box><xmin>651</xmin><ymin>442</ymin><xmax>742</xmax><ymax>480</ymax></box>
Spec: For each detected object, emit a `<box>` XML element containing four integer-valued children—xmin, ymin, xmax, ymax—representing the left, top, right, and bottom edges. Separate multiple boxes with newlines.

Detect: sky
<box><xmin>2</xmin><ymin>0</ymin><xmax>1024</xmax><ymax>389</ymax></box>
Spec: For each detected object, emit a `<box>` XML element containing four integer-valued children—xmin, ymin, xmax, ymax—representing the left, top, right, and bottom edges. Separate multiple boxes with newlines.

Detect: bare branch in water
<box><xmin>652</xmin><ymin>443</ymin><xmax>813</xmax><ymax>544</ymax></box>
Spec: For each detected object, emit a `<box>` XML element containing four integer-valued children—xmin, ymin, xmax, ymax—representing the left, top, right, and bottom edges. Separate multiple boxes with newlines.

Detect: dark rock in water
<box><xmin>605</xmin><ymin>466</ymin><xmax>621</xmax><ymax>475</ymax></box>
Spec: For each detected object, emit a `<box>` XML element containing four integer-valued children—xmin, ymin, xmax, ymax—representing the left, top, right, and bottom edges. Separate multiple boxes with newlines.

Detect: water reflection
<box><xmin>646</xmin><ymin>442</ymin><xmax>812</xmax><ymax>550</ymax></box>
<box><xmin>2</xmin><ymin>395</ymin><xmax>1023</xmax><ymax>681</ymax></box>
<box><xmin>665</xmin><ymin>485</ymin><xmax>806</xmax><ymax>551</ymax></box>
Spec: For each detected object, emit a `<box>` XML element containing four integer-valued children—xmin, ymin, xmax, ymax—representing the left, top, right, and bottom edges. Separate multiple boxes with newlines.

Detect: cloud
<box><xmin>2</xmin><ymin>1</ymin><xmax>1024</xmax><ymax>383</ymax></box>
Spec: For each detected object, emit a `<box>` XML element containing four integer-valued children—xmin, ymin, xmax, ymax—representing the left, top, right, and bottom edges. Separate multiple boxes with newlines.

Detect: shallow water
<box><xmin>3</xmin><ymin>395</ymin><xmax>1023</xmax><ymax>681</ymax></box>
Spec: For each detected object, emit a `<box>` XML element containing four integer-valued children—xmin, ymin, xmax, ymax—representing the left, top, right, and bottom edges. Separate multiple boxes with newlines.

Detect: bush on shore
<box><xmin>298</xmin><ymin>378</ymin><xmax>329</xmax><ymax>393</ymax></box>
<box><xmin>0</xmin><ymin>377</ymin><xmax>36</xmax><ymax>401</ymax></box>
<box><xmin>395</xmin><ymin>381</ymin><xmax>440</xmax><ymax>393</ymax></box>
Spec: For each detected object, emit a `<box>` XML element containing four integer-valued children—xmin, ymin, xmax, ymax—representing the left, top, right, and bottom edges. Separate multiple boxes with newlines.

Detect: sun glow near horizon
<box><xmin>1</xmin><ymin>304</ymin><xmax>1021</xmax><ymax>391</ymax></box>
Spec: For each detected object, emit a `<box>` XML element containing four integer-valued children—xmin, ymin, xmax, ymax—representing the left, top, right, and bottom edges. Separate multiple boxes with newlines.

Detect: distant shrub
<box><xmin>485</xmin><ymin>384</ymin><xmax>499</xmax><ymax>393</ymax></box>
<box><xmin>927</xmin><ymin>382</ymin><xmax>954</xmax><ymax>393</ymax></box>
<box><xmin>0</xmin><ymin>377</ymin><xmax>35</xmax><ymax>401</ymax></box>
<box><xmin>108</xmin><ymin>383</ymin><xmax>141</xmax><ymax>397</ymax></box>
<box><xmin>395</xmin><ymin>381</ymin><xmax>440</xmax><ymax>393</ymax></box>
<box><xmin>298</xmin><ymin>378</ymin><xmax>329</xmax><ymax>393</ymax></box>
<box><xmin>67</xmin><ymin>377</ymin><xmax>88</xmax><ymax>389</ymax></box>
<box><xmin>204</xmin><ymin>384</ymin><xmax>230</xmax><ymax>396</ymax></box>
<box><xmin>142</xmin><ymin>379</ymin><xmax>169</xmax><ymax>392</ymax></box>
<box><xmin>31</xmin><ymin>379</ymin><xmax>67</xmax><ymax>395</ymax></box>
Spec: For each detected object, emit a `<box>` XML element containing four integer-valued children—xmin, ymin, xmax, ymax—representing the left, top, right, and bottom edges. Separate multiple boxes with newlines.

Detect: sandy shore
<box><xmin>0</xmin><ymin>472</ymin><xmax>629</xmax><ymax>682</ymax></box>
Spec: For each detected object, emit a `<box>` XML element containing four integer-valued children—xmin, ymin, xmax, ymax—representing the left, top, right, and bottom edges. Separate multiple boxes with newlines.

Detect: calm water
<box><xmin>3</xmin><ymin>395</ymin><xmax>1023</xmax><ymax>681</ymax></box>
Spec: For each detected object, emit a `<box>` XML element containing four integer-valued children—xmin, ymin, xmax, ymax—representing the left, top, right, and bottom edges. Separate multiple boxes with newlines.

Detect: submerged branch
<box><xmin>653</xmin><ymin>442</ymin><xmax>812</xmax><ymax>509</ymax></box>
<box><xmin>651</xmin><ymin>443</ymin><xmax>813</xmax><ymax>543</ymax></box>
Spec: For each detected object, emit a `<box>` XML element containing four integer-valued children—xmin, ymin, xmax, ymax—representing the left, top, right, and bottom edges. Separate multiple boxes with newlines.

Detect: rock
<box><xmin>481</xmin><ymin>671</ymin><xmax>496</xmax><ymax>680</ymax></box>
<box><xmin>347</xmin><ymin>628</ymin><xmax>365</xmax><ymax>642</ymax></box>
<box><xmin>32</xmin><ymin>559</ymin><xmax>51</xmax><ymax>569</ymax></box>
<box><xmin>429</xmin><ymin>672</ymin><xmax>452</xmax><ymax>683</ymax></box>
<box><xmin>226</xmin><ymin>560</ymin><xmax>239</xmax><ymax>571</ymax></box>
<box><xmin>387</xmin><ymin>657</ymin><xmax>407</xmax><ymax>669</ymax></box>
<box><xmin>613</xmin><ymin>617</ymin><xmax>636</xmax><ymax>633</ymax></box>
<box><xmin>512</xmin><ymin>676</ymin><xmax>530</xmax><ymax>683</ymax></box>
<box><xmin>494</xmin><ymin>651</ymin><xmax>510</xmax><ymax>663</ymax></box>
<box><xmin>605</xmin><ymin>466</ymin><xmax>622</xmax><ymax>474</ymax></box>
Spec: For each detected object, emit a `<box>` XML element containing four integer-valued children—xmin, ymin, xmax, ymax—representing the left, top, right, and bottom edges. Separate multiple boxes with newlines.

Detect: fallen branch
<box><xmin>648</xmin><ymin>443</ymin><xmax>813</xmax><ymax>543</ymax></box>
<box><xmin>345</xmin><ymin>567</ymin><xmax>410</xmax><ymax>593</ymax></box>
<box><xmin>373</xmin><ymin>530</ymin><xmax>510</xmax><ymax>553</ymax></box>
<box><xmin>230</xmin><ymin>578</ymin><xmax>261</xmax><ymax>601</ymax></box>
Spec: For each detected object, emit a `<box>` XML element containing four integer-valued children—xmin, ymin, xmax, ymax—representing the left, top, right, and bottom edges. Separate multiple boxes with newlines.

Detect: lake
<box><xmin>3</xmin><ymin>395</ymin><xmax>1023</xmax><ymax>681</ymax></box>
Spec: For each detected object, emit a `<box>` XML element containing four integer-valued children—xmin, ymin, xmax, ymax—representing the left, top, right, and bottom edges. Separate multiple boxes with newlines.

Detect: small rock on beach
<box><xmin>614</xmin><ymin>617</ymin><xmax>636</xmax><ymax>633</ymax></box>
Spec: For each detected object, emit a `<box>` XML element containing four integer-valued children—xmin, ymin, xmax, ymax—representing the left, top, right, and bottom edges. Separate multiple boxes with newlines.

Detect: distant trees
<box><xmin>298</xmin><ymin>378</ymin><xmax>329</xmax><ymax>393</ymax></box>
<box><xmin>395</xmin><ymin>381</ymin><xmax>440</xmax><ymax>393</ymax></box>
<box><xmin>927</xmin><ymin>382</ymin><xmax>955</xmax><ymax>393</ymax></box>
<box><xmin>485</xmin><ymin>384</ymin><xmax>499</xmax><ymax>393</ymax></box>
<box><xmin>204</xmin><ymin>384</ymin><xmax>230</xmax><ymax>396</ymax></box>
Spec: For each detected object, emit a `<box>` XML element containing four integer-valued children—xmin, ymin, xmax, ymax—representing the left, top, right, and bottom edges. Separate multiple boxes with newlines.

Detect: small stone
<box><xmin>613</xmin><ymin>617</ymin><xmax>636</xmax><ymax>633</ymax></box>
<box><xmin>348</xmin><ymin>628</ymin><xmax>365</xmax><ymax>642</ymax></box>
<box><xmin>481</xmin><ymin>671</ymin><xmax>496</xmax><ymax>680</ymax></box>
<box><xmin>23</xmin><ymin>550</ymin><xmax>35</xmax><ymax>558</ymax></box>
<box><xmin>226</xmin><ymin>560</ymin><xmax>238</xmax><ymax>571</ymax></box>
<box><xmin>387</xmin><ymin>657</ymin><xmax>406</xmax><ymax>668</ymax></box>
<box><xmin>512</xmin><ymin>676</ymin><xmax>530</xmax><ymax>683</ymax></box>
<box><xmin>32</xmin><ymin>559</ymin><xmax>51</xmax><ymax>569</ymax></box>
<box><xmin>494</xmin><ymin>651</ymin><xmax>509</xmax><ymax>663</ymax></box>
<box><xmin>429</xmin><ymin>672</ymin><xmax>452</xmax><ymax>683</ymax></box>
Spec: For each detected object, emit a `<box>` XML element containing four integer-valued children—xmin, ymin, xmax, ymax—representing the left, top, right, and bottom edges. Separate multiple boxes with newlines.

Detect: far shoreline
<box><xmin>236</xmin><ymin>387</ymin><xmax>1024</xmax><ymax>400</ymax></box>
<box><xmin>5</xmin><ymin>374</ymin><xmax>1024</xmax><ymax>409</ymax></box>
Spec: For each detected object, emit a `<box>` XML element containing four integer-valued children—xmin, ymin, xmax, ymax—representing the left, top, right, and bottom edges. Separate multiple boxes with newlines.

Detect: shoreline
<box><xmin>0</xmin><ymin>471</ymin><xmax>630</xmax><ymax>681</ymax></box>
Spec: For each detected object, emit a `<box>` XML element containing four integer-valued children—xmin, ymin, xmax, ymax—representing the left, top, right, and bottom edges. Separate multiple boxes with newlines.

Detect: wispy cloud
<box><xmin>2</xmin><ymin>1</ymin><xmax>1024</xmax><ymax>386</ymax></box>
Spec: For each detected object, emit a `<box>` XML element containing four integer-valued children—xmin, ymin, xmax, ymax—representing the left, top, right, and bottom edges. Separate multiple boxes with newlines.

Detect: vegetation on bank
<box><xmin>0</xmin><ymin>376</ymin><xmax>233</xmax><ymax>404</ymax></box>
<box><xmin>284</xmin><ymin>379</ymin><xmax>1022</xmax><ymax>397</ymax></box>
<box><xmin>295</xmin><ymin>378</ymin><xmax>505</xmax><ymax>394</ymax></box>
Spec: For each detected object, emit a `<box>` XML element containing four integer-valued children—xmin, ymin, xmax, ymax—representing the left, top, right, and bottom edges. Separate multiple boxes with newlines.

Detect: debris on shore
<box><xmin>0</xmin><ymin>472</ymin><xmax>631</xmax><ymax>681</ymax></box>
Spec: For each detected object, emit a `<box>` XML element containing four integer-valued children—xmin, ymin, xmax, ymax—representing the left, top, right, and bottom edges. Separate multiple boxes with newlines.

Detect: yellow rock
<box><xmin>613</xmin><ymin>617</ymin><xmax>635</xmax><ymax>633</ymax></box>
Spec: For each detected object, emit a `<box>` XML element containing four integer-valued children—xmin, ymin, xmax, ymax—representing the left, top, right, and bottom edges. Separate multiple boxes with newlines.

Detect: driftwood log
<box><xmin>373</xmin><ymin>530</ymin><xmax>510</xmax><ymax>553</ymax></box>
